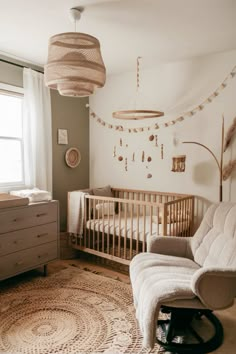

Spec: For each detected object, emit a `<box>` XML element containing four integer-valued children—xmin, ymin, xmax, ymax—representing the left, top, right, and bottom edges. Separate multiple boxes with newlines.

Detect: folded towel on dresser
<box><xmin>10</xmin><ymin>188</ymin><xmax>52</xmax><ymax>203</ymax></box>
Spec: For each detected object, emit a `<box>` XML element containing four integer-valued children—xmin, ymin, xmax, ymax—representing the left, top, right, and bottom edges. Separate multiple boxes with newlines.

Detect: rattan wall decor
<box><xmin>65</xmin><ymin>147</ymin><xmax>81</xmax><ymax>168</ymax></box>
<box><xmin>171</xmin><ymin>155</ymin><xmax>186</xmax><ymax>172</ymax></box>
<box><xmin>45</xmin><ymin>7</ymin><xmax>106</xmax><ymax>97</ymax></box>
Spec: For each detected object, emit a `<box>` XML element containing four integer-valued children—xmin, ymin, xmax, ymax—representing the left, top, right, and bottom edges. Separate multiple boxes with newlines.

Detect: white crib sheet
<box><xmin>86</xmin><ymin>212</ymin><xmax>189</xmax><ymax>240</ymax></box>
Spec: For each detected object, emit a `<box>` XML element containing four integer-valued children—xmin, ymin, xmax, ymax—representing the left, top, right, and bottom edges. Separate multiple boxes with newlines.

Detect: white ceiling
<box><xmin>0</xmin><ymin>0</ymin><xmax>235</xmax><ymax>75</ymax></box>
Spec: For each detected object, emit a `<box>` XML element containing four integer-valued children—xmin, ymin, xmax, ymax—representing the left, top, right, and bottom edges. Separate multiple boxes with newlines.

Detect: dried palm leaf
<box><xmin>224</xmin><ymin>117</ymin><xmax>236</xmax><ymax>152</ymax></box>
<box><xmin>222</xmin><ymin>159</ymin><xmax>236</xmax><ymax>180</ymax></box>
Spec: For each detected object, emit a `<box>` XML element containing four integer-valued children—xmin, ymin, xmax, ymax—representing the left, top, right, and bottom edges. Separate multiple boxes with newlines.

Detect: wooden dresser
<box><xmin>0</xmin><ymin>201</ymin><xmax>59</xmax><ymax>281</ymax></box>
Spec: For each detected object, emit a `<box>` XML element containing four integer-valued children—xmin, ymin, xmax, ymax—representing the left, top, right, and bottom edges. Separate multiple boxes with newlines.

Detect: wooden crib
<box><xmin>68</xmin><ymin>187</ymin><xmax>194</xmax><ymax>265</ymax></box>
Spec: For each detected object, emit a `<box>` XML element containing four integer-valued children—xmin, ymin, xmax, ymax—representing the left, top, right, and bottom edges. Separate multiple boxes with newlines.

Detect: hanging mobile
<box><xmin>161</xmin><ymin>144</ymin><xmax>164</xmax><ymax>159</ymax></box>
<box><xmin>132</xmin><ymin>152</ymin><xmax>135</xmax><ymax>162</ymax></box>
<box><xmin>149</xmin><ymin>135</ymin><xmax>154</xmax><ymax>141</ymax></box>
<box><xmin>120</xmin><ymin>138</ymin><xmax>122</xmax><ymax>147</ymax></box>
<box><xmin>113</xmin><ymin>146</ymin><xmax>116</xmax><ymax>157</ymax></box>
<box><xmin>155</xmin><ymin>135</ymin><xmax>158</xmax><ymax>147</ymax></box>
<box><xmin>125</xmin><ymin>158</ymin><xmax>128</xmax><ymax>171</ymax></box>
<box><xmin>142</xmin><ymin>151</ymin><xmax>145</xmax><ymax>162</ymax></box>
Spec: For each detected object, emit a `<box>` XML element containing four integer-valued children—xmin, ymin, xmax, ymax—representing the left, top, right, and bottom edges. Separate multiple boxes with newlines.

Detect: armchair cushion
<box><xmin>191</xmin><ymin>203</ymin><xmax>236</xmax><ymax>267</ymax></box>
<box><xmin>148</xmin><ymin>235</ymin><xmax>193</xmax><ymax>259</ymax></box>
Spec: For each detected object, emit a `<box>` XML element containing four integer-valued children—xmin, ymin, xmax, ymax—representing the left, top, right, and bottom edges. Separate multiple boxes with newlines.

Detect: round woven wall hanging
<box><xmin>65</xmin><ymin>147</ymin><xmax>81</xmax><ymax>168</ymax></box>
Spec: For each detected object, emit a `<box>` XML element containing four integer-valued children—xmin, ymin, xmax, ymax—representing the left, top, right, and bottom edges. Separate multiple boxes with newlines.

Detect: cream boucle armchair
<box><xmin>130</xmin><ymin>203</ymin><xmax>236</xmax><ymax>353</ymax></box>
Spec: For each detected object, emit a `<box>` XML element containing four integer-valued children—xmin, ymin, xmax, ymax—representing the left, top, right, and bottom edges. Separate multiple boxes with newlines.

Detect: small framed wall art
<box><xmin>58</xmin><ymin>129</ymin><xmax>68</xmax><ymax>145</ymax></box>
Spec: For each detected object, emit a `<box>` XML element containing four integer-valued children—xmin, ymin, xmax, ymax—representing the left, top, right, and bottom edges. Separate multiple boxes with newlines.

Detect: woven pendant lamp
<box><xmin>112</xmin><ymin>57</ymin><xmax>164</xmax><ymax>120</ymax></box>
<box><xmin>44</xmin><ymin>7</ymin><xmax>106</xmax><ymax>97</ymax></box>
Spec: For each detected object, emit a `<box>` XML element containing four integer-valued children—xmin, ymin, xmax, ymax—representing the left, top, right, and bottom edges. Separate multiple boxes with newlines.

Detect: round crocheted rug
<box><xmin>0</xmin><ymin>267</ymin><xmax>160</xmax><ymax>353</ymax></box>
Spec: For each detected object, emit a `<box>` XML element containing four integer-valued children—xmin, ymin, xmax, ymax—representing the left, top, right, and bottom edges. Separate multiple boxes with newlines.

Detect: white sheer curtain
<box><xmin>23</xmin><ymin>68</ymin><xmax>52</xmax><ymax>192</ymax></box>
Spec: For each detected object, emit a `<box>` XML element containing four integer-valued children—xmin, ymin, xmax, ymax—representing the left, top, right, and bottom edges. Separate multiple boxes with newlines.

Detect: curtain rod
<box><xmin>0</xmin><ymin>58</ymin><xmax>44</xmax><ymax>73</ymax></box>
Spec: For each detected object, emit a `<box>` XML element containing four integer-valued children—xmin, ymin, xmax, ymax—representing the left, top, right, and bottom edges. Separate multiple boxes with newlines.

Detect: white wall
<box><xmin>90</xmin><ymin>50</ymin><xmax>236</xmax><ymax>205</ymax></box>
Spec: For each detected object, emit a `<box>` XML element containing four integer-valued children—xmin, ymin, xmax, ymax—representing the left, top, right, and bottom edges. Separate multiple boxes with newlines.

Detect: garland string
<box><xmin>89</xmin><ymin>65</ymin><xmax>236</xmax><ymax>133</ymax></box>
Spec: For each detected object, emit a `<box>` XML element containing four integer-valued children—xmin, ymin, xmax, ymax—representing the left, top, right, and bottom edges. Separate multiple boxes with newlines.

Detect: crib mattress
<box><xmin>86</xmin><ymin>213</ymin><xmax>189</xmax><ymax>240</ymax></box>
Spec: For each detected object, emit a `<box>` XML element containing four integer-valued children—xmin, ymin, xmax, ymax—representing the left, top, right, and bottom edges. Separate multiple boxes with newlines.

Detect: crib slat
<box><xmin>83</xmin><ymin>197</ymin><xmax>87</xmax><ymax>248</ymax></box>
<box><xmin>183</xmin><ymin>199</ymin><xmax>186</xmax><ymax>237</ymax></box>
<box><xmin>102</xmin><ymin>200</ymin><xmax>105</xmax><ymax>252</ymax></box>
<box><xmin>170</xmin><ymin>203</ymin><xmax>173</xmax><ymax>236</ymax></box>
<box><xmin>107</xmin><ymin>201</ymin><xmax>110</xmax><ymax>254</ymax></box>
<box><xmin>178</xmin><ymin>200</ymin><xmax>181</xmax><ymax>236</ymax></box>
<box><xmin>92</xmin><ymin>199</ymin><xmax>95</xmax><ymax>250</ymax></box>
<box><xmin>190</xmin><ymin>197</ymin><xmax>194</xmax><ymax>236</ymax></box>
<box><xmin>189</xmin><ymin>198</ymin><xmax>193</xmax><ymax>236</ymax></box>
<box><xmin>162</xmin><ymin>204</ymin><xmax>167</xmax><ymax>235</ymax></box>
<box><xmin>184</xmin><ymin>199</ymin><xmax>187</xmax><ymax>236</ymax></box>
<box><xmin>150</xmin><ymin>205</ymin><xmax>153</xmax><ymax>236</ymax></box>
<box><xmin>118</xmin><ymin>202</ymin><xmax>121</xmax><ymax>258</ymax></box>
<box><xmin>87</xmin><ymin>198</ymin><xmax>90</xmax><ymax>248</ymax></box>
<box><xmin>130</xmin><ymin>203</ymin><xmax>134</xmax><ymax>260</ymax></box>
<box><xmin>113</xmin><ymin>201</ymin><xmax>115</xmax><ymax>256</ymax></box>
<box><xmin>174</xmin><ymin>201</ymin><xmax>177</xmax><ymax>237</ymax></box>
<box><xmin>124</xmin><ymin>203</ymin><xmax>127</xmax><ymax>260</ymax></box>
<box><xmin>157</xmin><ymin>205</ymin><xmax>160</xmax><ymax>235</ymax></box>
<box><xmin>97</xmin><ymin>200</ymin><xmax>100</xmax><ymax>251</ymax></box>
<box><xmin>136</xmin><ymin>204</ymin><xmax>140</xmax><ymax>254</ymax></box>
<box><xmin>186</xmin><ymin>199</ymin><xmax>190</xmax><ymax>236</ymax></box>
<box><xmin>142</xmin><ymin>205</ymin><xmax>146</xmax><ymax>252</ymax></box>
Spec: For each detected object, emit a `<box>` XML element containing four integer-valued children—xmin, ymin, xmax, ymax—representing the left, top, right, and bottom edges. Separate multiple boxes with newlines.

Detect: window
<box><xmin>0</xmin><ymin>83</ymin><xmax>25</xmax><ymax>189</ymax></box>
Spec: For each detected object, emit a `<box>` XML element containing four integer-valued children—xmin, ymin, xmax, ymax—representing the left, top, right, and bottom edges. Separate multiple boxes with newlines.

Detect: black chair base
<box><xmin>157</xmin><ymin>306</ymin><xmax>223</xmax><ymax>354</ymax></box>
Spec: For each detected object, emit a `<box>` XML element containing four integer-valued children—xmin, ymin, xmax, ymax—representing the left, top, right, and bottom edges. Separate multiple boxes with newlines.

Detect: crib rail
<box><xmin>112</xmin><ymin>187</ymin><xmax>187</xmax><ymax>203</ymax></box>
<box><xmin>71</xmin><ymin>192</ymin><xmax>194</xmax><ymax>265</ymax></box>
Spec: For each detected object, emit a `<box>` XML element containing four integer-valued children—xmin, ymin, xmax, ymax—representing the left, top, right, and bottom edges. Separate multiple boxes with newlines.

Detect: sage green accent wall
<box><xmin>0</xmin><ymin>57</ymin><xmax>89</xmax><ymax>231</ymax></box>
<box><xmin>51</xmin><ymin>91</ymin><xmax>89</xmax><ymax>231</ymax></box>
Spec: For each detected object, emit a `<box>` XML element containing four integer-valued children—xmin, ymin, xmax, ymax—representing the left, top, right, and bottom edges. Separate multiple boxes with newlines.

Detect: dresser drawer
<box><xmin>0</xmin><ymin>241</ymin><xmax>58</xmax><ymax>280</ymax></box>
<box><xmin>0</xmin><ymin>202</ymin><xmax>58</xmax><ymax>234</ymax></box>
<box><xmin>0</xmin><ymin>222</ymin><xmax>58</xmax><ymax>256</ymax></box>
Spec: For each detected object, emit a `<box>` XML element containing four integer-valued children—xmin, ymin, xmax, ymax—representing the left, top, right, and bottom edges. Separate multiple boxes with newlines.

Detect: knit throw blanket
<box><xmin>130</xmin><ymin>252</ymin><xmax>199</xmax><ymax>348</ymax></box>
<box><xmin>67</xmin><ymin>191</ymin><xmax>88</xmax><ymax>235</ymax></box>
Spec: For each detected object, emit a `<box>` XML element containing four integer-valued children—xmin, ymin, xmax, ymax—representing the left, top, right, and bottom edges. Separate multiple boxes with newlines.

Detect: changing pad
<box><xmin>10</xmin><ymin>188</ymin><xmax>52</xmax><ymax>203</ymax></box>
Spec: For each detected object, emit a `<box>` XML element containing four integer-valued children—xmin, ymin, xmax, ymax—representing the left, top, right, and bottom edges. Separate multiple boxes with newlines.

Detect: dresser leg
<box><xmin>43</xmin><ymin>264</ymin><xmax>48</xmax><ymax>277</ymax></box>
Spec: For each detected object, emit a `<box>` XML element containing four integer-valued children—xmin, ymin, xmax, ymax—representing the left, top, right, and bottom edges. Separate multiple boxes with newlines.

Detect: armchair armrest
<box><xmin>147</xmin><ymin>236</ymin><xmax>193</xmax><ymax>258</ymax></box>
<box><xmin>191</xmin><ymin>267</ymin><xmax>236</xmax><ymax>309</ymax></box>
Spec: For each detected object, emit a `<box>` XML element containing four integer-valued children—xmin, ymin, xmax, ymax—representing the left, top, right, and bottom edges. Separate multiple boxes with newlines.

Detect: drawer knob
<box><xmin>36</xmin><ymin>213</ymin><xmax>47</xmax><ymax>217</ymax></box>
<box><xmin>38</xmin><ymin>253</ymin><xmax>48</xmax><ymax>259</ymax></box>
<box><xmin>37</xmin><ymin>233</ymin><xmax>48</xmax><ymax>238</ymax></box>
<box><xmin>13</xmin><ymin>239</ymin><xmax>22</xmax><ymax>244</ymax></box>
<box><xmin>15</xmin><ymin>261</ymin><xmax>23</xmax><ymax>266</ymax></box>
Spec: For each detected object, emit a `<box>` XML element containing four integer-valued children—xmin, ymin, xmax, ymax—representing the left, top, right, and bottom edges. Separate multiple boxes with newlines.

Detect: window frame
<box><xmin>0</xmin><ymin>83</ymin><xmax>25</xmax><ymax>191</ymax></box>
